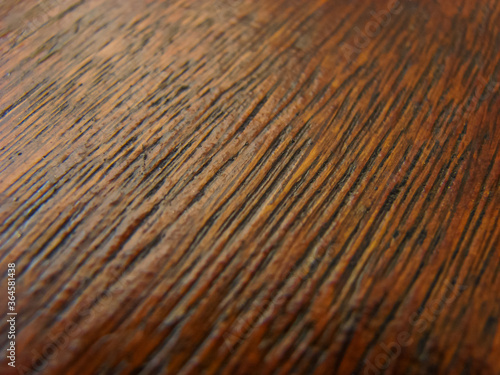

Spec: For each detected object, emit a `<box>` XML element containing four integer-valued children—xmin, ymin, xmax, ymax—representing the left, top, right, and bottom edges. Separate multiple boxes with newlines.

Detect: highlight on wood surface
<box><xmin>0</xmin><ymin>0</ymin><xmax>499</xmax><ymax>374</ymax></box>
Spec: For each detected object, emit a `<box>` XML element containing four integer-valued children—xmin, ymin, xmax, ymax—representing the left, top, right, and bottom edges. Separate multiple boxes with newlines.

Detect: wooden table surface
<box><xmin>0</xmin><ymin>0</ymin><xmax>499</xmax><ymax>374</ymax></box>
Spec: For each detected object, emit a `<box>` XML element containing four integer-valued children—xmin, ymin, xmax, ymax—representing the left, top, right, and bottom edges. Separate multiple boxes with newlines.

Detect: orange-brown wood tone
<box><xmin>0</xmin><ymin>0</ymin><xmax>499</xmax><ymax>374</ymax></box>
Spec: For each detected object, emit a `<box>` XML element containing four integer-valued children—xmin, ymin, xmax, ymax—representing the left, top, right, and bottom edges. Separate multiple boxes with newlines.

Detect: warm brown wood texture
<box><xmin>0</xmin><ymin>0</ymin><xmax>499</xmax><ymax>374</ymax></box>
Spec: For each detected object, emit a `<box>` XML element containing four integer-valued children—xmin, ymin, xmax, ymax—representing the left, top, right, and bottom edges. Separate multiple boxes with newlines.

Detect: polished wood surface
<box><xmin>1</xmin><ymin>0</ymin><xmax>499</xmax><ymax>374</ymax></box>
